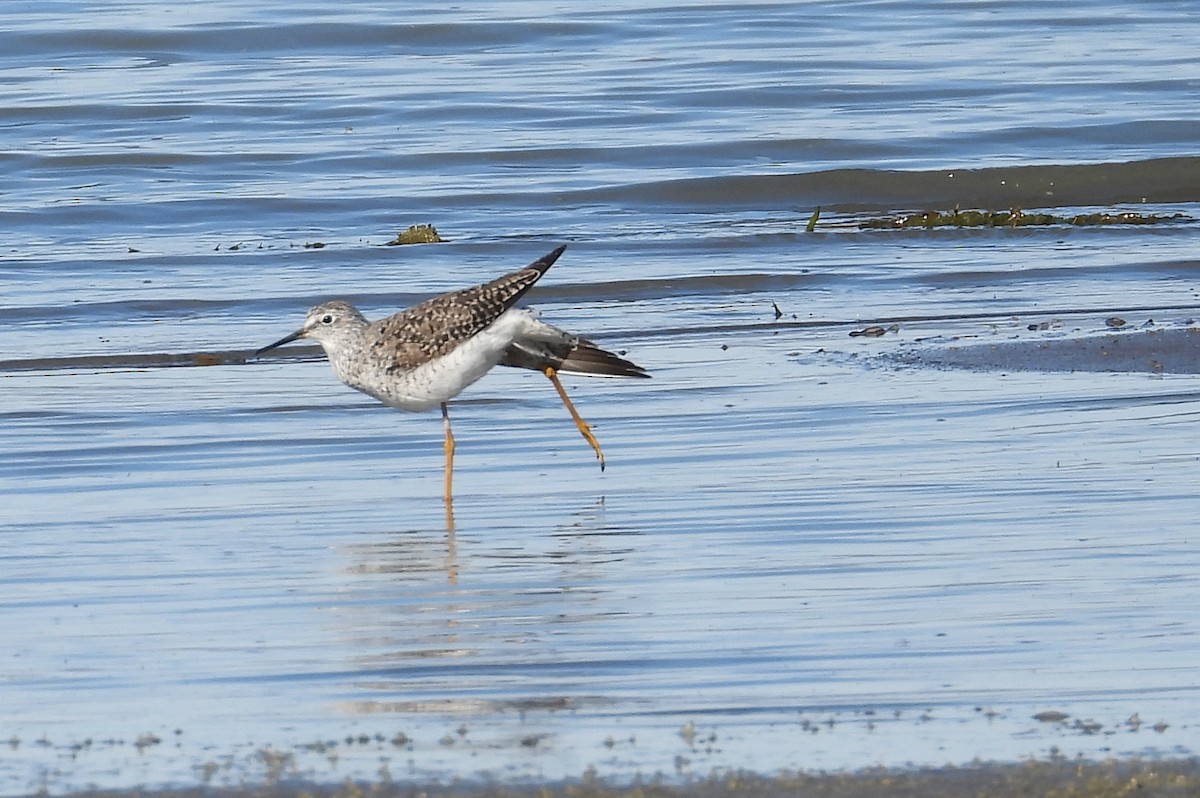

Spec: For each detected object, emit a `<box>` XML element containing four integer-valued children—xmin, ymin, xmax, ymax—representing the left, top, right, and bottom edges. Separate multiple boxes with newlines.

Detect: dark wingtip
<box><xmin>528</xmin><ymin>244</ymin><xmax>568</xmax><ymax>276</ymax></box>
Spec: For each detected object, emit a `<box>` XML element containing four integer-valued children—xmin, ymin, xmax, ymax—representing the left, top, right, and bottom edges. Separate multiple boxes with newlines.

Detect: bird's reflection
<box><xmin>341</xmin><ymin>522</ymin><xmax>459</xmax><ymax>584</ymax></box>
<box><xmin>333</xmin><ymin>496</ymin><xmax>637</xmax><ymax>716</ymax></box>
<box><xmin>341</xmin><ymin>495</ymin><xmax>622</xmax><ymax>585</ymax></box>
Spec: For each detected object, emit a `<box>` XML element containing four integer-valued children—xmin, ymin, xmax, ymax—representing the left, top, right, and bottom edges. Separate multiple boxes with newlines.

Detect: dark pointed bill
<box><xmin>255</xmin><ymin>328</ymin><xmax>306</xmax><ymax>355</ymax></box>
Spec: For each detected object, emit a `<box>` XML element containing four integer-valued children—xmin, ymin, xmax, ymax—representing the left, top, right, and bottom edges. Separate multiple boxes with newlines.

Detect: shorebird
<box><xmin>255</xmin><ymin>245</ymin><xmax>648</xmax><ymax>504</ymax></box>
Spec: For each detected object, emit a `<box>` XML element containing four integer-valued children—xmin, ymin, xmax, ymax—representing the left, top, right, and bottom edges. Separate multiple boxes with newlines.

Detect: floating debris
<box><xmin>849</xmin><ymin>324</ymin><xmax>898</xmax><ymax>338</ymax></box>
<box><xmin>859</xmin><ymin>208</ymin><xmax>1188</xmax><ymax>229</ymax></box>
<box><xmin>805</xmin><ymin>206</ymin><xmax>821</xmax><ymax>233</ymax></box>
<box><xmin>385</xmin><ymin>223</ymin><xmax>445</xmax><ymax>245</ymax></box>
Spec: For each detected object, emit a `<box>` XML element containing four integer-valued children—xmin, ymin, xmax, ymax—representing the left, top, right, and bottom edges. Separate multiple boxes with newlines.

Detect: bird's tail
<box><xmin>501</xmin><ymin>312</ymin><xmax>649</xmax><ymax>378</ymax></box>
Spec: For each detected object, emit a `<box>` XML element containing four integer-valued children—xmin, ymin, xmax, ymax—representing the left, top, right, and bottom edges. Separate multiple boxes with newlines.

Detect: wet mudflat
<box><xmin>6</xmin><ymin>290</ymin><xmax>1200</xmax><ymax>792</ymax></box>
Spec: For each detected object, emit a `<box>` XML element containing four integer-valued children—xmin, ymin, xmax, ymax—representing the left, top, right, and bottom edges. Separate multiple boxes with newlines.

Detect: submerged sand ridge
<box><xmin>882</xmin><ymin>319</ymin><xmax>1200</xmax><ymax>375</ymax></box>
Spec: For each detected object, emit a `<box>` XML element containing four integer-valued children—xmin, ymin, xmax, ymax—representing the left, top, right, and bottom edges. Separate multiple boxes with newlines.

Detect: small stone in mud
<box><xmin>198</xmin><ymin>760</ymin><xmax>219</xmax><ymax>783</ymax></box>
<box><xmin>1105</xmin><ymin>317</ymin><xmax>1126</xmax><ymax>328</ymax></box>
<box><xmin>134</xmin><ymin>733</ymin><xmax>161</xmax><ymax>751</ymax></box>
<box><xmin>1033</xmin><ymin>710</ymin><xmax>1069</xmax><ymax>723</ymax></box>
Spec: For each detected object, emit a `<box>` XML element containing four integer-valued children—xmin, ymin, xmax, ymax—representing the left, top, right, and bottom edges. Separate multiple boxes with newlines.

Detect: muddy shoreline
<box><xmin>44</xmin><ymin>758</ymin><xmax>1200</xmax><ymax>798</ymax></box>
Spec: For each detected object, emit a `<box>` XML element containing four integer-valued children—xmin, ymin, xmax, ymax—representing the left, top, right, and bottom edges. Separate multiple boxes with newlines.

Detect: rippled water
<box><xmin>3</xmin><ymin>1</ymin><xmax>1200</xmax><ymax>794</ymax></box>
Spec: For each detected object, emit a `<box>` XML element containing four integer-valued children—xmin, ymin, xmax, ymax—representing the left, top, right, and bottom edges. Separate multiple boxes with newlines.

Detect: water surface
<box><xmin>2</xmin><ymin>1</ymin><xmax>1200</xmax><ymax>794</ymax></box>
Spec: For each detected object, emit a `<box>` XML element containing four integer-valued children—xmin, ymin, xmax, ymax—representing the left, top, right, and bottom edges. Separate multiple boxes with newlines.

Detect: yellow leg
<box><xmin>544</xmin><ymin>367</ymin><xmax>605</xmax><ymax>471</ymax></box>
<box><xmin>441</xmin><ymin>402</ymin><xmax>456</xmax><ymax>507</ymax></box>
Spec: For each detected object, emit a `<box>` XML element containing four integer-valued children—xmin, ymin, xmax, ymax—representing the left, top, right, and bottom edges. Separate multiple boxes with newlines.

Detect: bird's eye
<box><xmin>321</xmin><ymin>314</ymin><xmax>334</xmax><ymax>324</ymax></box>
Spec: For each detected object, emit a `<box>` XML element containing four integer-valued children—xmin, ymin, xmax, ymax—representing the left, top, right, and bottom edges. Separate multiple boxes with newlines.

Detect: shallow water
<box><xmin>3</xmin><ymin>1</ymin><xmax>1200</xmax><ymax>794</ymax></box>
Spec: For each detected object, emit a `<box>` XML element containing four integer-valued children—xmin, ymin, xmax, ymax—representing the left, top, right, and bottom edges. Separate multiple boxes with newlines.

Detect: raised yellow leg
<box><xmin>544</xmin><ymin>367</ymin><xmax>606</xmax><ymax>471</ymax></box>
<box><xmin>441</xmin><ymin>402</ymin><xmax>456</xmax><ymax>507</ymax></box>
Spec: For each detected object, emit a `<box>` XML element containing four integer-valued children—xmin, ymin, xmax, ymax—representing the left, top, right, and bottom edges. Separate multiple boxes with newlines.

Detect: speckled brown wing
<box><xmin>370</xmin><ymin>245</ymin><xmax>566</xmax><ymax>373</ymax></box>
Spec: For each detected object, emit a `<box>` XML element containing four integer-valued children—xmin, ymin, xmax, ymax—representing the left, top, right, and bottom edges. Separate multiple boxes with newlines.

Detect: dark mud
<box><xmin>48</xmin><ymin>758</ymin><xmax>1200</xmax><ymax>798</ymax></box>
